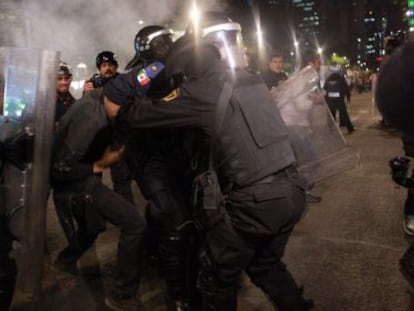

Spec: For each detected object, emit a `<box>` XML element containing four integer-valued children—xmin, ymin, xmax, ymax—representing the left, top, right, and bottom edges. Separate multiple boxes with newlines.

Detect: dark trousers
<box><xmin>199</xmin><ymin>170</ymin><xmax>307</xmax><ymax>311</ymax></box>
<box><xmin>110</xmin><ymin>158</ymin><xmax>134</xmax><ymax>204</ymax></box>
<box><xmin>327</xmin><ymin>100</ymin><xmax>354</xmax><ymax>131</ymax></box>
<box><xmin>54</xmin><ymin>176</ymin><xmax>146</xmax><ymax>296</ymax></box>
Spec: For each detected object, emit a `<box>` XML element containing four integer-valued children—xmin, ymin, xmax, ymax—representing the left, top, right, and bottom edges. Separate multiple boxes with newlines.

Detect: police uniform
<box><xmin>105</xmin><ymin>62</ymin><xmax>197</xmax><ymax>309</ymax></box>
<box><xmin>323</xmin><ymin>73</ymin><xmax>355</xmax><ymax>133</ymax></box>
<box><xmin>51</xmin><ymin>88</ymin><xmax>146</xmax><ymax>299</ymax></box>
<box><xmin>112</xmin><ymin>43</ymin><xmax>310</xmax><ymax>311</ymax></box>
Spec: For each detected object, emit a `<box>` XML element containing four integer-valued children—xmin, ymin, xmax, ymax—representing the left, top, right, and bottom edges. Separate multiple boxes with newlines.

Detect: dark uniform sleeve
<box><xmin>124</xmin><ymin>75</ymin><xmax>220</xmax><ymax>135</ymax></box>
<box><xmin>104</xmin><ymin>67</ymin><xmax>149</xmax><ymax>107</ymax></box>
<box><xmin>122</xmin><ymin>45</ymin><xmax>223</xmax><ymax>134</ymax></box>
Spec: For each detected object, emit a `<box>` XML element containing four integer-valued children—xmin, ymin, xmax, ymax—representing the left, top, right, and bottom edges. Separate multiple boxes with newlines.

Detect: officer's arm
<box><xmin>123</xmin><ymin>76</ymin><xmax>218</xmax><ymax>132</ymax></box>
<box><xmin>104</xmin><ymin>67</ymin><xmax>146</xmax><ymax>107</ymax></box>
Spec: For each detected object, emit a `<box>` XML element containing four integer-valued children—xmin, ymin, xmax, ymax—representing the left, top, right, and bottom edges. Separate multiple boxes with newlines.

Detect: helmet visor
<box><xmin>203</xmin><ymin>22</ymin><xmax>247</xmax><ymax>68</ymax></box>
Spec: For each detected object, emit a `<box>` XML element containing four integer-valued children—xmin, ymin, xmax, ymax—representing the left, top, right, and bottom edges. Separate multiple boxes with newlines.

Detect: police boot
<box><xmin>400</xmin><ymin>242</ymin><xmax>414</xmax><ymax>288</ymax></box>
<box><xmin>160</xmin><ymin>230</ymin><xmax>190</xmax><ymax>310</ymax></box>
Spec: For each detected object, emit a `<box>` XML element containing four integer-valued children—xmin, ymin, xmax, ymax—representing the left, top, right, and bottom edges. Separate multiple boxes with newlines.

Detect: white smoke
<box><xmin>19</xmin><ymin>0</ymin><xmax>227</xmax><ymax>68</ymax></box>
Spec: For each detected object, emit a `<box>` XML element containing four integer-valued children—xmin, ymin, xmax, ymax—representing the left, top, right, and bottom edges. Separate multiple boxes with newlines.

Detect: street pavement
<box><xmin>10</xmin><ymin>91</ymin><xmax>414</xmax><ymax>311</ymax></box>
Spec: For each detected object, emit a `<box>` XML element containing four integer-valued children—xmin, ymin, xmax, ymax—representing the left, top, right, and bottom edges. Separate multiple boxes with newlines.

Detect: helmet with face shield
<box><xmin>186</xmin><ymin>12</ymin><xmax>248</xmax><ymax>69</ymax></box>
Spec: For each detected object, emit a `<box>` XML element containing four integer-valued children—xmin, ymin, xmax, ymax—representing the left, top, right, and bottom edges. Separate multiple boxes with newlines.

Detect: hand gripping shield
<box><xmin>0</xmin><ymin>47</ymin><xmax>59</xmax><ymax>302</ymax></box>
<box><xmin>271</xmin><ymin>66</ymin><xmax>359</xmax><ymax>185</ymax></box>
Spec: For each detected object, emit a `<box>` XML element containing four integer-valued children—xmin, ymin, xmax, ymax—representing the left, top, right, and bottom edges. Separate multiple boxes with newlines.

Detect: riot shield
<box><xmin>0</xmin><ymin>47</ymin><xmax>59</xmax><ymax>303</ymax></box>
<box><xmin>271</xmin><ymin>66</ymin><xmax>359</xmax><ymax>185</ymax></box>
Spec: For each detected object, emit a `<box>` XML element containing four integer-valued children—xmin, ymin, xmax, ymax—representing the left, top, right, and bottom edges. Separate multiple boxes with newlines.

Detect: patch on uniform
<box><xmin>137</xmin><ymin>61</ymin><xmax>165</xmax><ymax>86</ymax></box>
<box><xmin>144</xmin><ymin>61</ymin><xmax>165</xmax><ymax>79</ymax></box>
<box><xmin>162</xmin><ymin>88</ymin><xmax>180</xmax><ymax>102</ymax></box>
<box><xmin>137</xmin><ymin>69</ymin><xmax>150</xmax><ymax>86</ymax></box>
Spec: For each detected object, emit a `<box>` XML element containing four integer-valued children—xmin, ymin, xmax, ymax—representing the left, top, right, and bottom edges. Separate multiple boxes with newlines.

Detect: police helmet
<box><xmin>57</xmin><ymin>62</ymin><xmax>72</xmax><ymax>76</ymax></box>
<box><xmin>125</xmin><ymin>25</ymin><xmax>173</xmax><ymax>70</ymax></box>
<box><xmin>96</xmin><ymin>51</ymin><xmax>118</xmax><ymax>69</ymax></box>
<box><xmin>185</xmin><ymin>12</ymin><xmax>248</xmax><ymax>68</ymax></box>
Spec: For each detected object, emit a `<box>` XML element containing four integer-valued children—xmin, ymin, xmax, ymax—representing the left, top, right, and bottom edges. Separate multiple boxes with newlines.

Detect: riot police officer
<box><xmin>105</xmin><ymin>26</ymin><xmax>199</xmax><ymax>311</ymax></box>
<box><xmin>105</xmin><ymin>12</ymin><xmax>312</xmax><ymax>311</ymax></box>
<box><xmin>323</xmin><ymin>70</ymin><xmax>355</xmax><ymax>134</ymax></box>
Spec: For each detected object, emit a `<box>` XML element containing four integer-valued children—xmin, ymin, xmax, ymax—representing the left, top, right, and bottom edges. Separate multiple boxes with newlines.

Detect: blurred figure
<box><xmin>84</xmin><ymin>51</ymin><xmax>119</xmax><ymax>93</ymax></box>
<box><xmin>261</xmin><ymin>52</ymin><xmax>288</xmax><ymax>89</ymax></box>
<box><xmin>323</xmin><ymin>71</ymin><xmax>355</xmax><ymax>134</ymax></box>
<box><xmin>55</xmin><ymin>62</ymin><xmax>75</xmax><ymax>123</ymax></box>
<box><xmin>376</xmin><ymin>40</ymin><xmax>414</xmax><ymax>289</ymax></box>
<box><xmin>301</xmin><ymin>49</ymin><xmax>321</xmax><ymax>73</ymax></box>
<box><xmin>299</xmin><ymin>49</ymin><xmax>323</xmax><ymax>203</ymax></box>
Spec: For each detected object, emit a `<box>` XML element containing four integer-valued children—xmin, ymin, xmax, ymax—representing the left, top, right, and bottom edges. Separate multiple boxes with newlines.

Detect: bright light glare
<box><xmin>138</xmin><ymin>20</ymin><xmax>144</xmax><ymax>25</ymax></box>
<box><xmin>317</xmin><ymin>47</ymin><xmax>323</xmax><ymax>54</ymax></box>
<box><xmin>77</xmin><ymin>62</ymin><xmax>87</xmax><ymax>69</ymax></box>
<box><xmin>190</xmin><ymin>1</ymin><xmax>200</xmax><ymax>24</ymax></box>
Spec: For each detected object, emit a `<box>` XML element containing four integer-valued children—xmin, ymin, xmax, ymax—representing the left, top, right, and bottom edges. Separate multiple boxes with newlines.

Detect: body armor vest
<box><xmin>216</xmin><ymin>69</ymin><xmax>295</xmax><ymax>191</ymax></box>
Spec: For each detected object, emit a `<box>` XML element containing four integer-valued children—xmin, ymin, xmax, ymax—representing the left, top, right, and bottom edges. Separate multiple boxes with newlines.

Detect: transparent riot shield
<box><xmin>271</xmin><ymin>66</ymin><xmax>359</xmax><ymax>185</ymax></box>
<box><xmin>0</xmin><ymin>47</ymin><xmax>59</xmax><ymax>303</ymax></box>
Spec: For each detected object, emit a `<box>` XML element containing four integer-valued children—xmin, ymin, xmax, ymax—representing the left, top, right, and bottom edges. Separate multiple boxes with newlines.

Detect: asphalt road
<box><xmin>11</xmin><ymin>90</ymin><xmax>414</xmax><ymax>311</ymax></box>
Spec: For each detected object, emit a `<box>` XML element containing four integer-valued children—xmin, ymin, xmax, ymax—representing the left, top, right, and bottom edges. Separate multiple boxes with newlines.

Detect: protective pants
<box><xmin>199</xmin><ymin>169</ymin><xmax>309</xmax><ymax>311</ymax></box>
<box><xmin>53</xmin><ymin>175</ymin><xmax>146</xmax><ymax>297</ymax></box>
<box><xmin>133</xmin><ymin>153</ymin><xmax>197</xmax><ymax>309</ymax></box>
<box><xmin>327</xmin><ymin>100</ymin><xmax>354</xmax><ymax>132</ymax></box>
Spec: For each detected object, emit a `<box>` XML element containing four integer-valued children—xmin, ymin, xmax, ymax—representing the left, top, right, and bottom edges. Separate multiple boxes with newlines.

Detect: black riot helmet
<box><xmin>57</xmin><ymin>61</ymin><xmax>72</xmax><ymax>76</ymax></box>
<box><xmin>185</xmin><ymin>11</ymin><xmax>248</xmax><ymax>69</ymax></box>
<box><xmin>96</xmin><ymin>51</ymin><xmax>118</xmax><ymax>69</ymax></box>
<box><xmin>125</xmin><ymin>25</ymin><xmax>173</xmax><ymax>70</ymax></box>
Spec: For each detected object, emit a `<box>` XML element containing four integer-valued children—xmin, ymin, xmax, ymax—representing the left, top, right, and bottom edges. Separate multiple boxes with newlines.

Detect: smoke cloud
<box><xmin>2</xmin><ymin>0</ymin><xmax>227</xmax><ymax>71</ymax></box>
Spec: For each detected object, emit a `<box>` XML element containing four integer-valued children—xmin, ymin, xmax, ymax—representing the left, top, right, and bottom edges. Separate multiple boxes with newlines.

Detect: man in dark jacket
<box><xmin>105</xmin><ymin>12</ymin><xmax>312</xmax><ymax>311</ymax></box>
<box><xmin>55</xmin><ymin>62</ymin><xmax>75</xmax><ymax>123</ymax></box>
<box><xmin>51</xmin><ymin>88</ymin><xmax>146</xmax><ymax>311</ymax></box>
<box><xmin>261</xmin><ymin>52</ymin><xmax>288</xmax><ymax>89</ymax></box>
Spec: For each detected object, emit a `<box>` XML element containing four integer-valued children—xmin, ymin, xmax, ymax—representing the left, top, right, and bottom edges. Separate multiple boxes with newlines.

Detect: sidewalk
<box><xmin>11</xmin><ymin>91</ymin><xmax>413</xmax><ymax>311</ymax></box>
